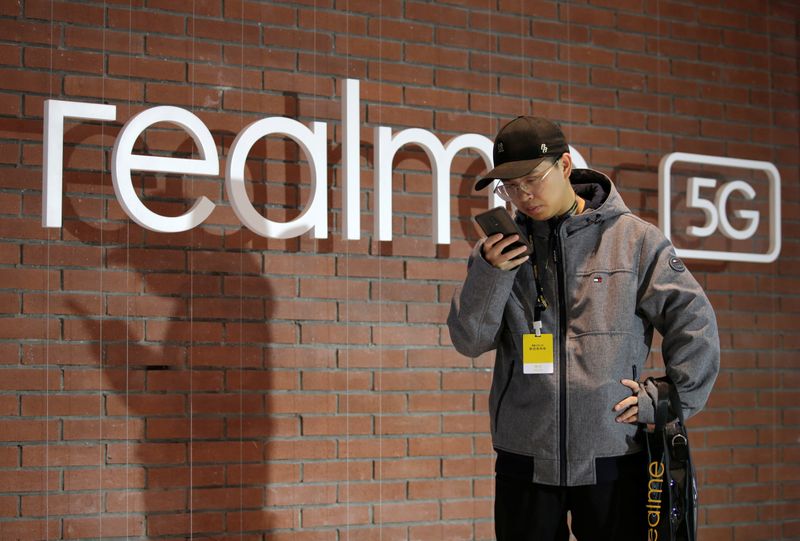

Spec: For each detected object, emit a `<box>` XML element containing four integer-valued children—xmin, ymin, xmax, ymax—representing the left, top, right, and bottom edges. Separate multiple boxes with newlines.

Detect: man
<box><xmin>447</xmin><ymin>116</ymin><xmax>720</xmax><ymax>540</ymax></box>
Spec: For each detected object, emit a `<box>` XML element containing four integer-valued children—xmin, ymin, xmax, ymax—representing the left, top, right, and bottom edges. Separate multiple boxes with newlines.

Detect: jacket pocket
<box><xmin>570</xmin><ymin>268</ymin><xmax>636</xmax><ymax>335</ymax></box>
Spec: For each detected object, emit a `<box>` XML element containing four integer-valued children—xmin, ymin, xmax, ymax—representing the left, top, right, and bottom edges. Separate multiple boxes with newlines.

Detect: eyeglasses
<box><xmin>493</xmin><ymin>160</ymin><xmax>559</xmax><ymax>202</ymax></box>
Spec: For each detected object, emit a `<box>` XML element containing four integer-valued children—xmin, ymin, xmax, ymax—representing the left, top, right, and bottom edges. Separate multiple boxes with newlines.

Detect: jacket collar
<box><xmin>516</xmin><ymin>168</ymin><xmax>630</xmax><ymax>238</ymax></box>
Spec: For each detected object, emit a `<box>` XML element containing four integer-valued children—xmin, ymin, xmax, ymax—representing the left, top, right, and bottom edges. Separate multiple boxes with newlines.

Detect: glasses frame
<box><xmin>493</xmin><ymin>159</ymin><xmax>560</xmax><ymax>202</ymax></box>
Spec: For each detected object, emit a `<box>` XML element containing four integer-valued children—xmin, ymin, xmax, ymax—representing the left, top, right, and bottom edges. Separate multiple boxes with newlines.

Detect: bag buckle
<box><xmin>670</xmin><ymin>432</ymin><xmax>689</xmax><ymax>461</ymax></box>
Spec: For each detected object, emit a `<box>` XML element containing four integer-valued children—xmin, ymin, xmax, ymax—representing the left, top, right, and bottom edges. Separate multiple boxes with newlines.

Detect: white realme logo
<box><xmin>42</xmin><ymin>79</ymin><xmax>591</xmax><ymax>245</ymax></box>
<box><xmin>43</xmin><ymin>79</ymin><xmax>498</xmax><ymax>245</ymax></box>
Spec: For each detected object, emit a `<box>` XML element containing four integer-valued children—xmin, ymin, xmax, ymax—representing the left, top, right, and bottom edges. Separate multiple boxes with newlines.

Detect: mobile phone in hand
<box><xmin>474</xmin><ymin>207</ymin><xmax>533</xmax><ymax>257</ymax></box>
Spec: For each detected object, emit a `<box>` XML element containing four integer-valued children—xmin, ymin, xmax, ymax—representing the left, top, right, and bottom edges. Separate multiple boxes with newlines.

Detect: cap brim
<box><xmin>474</xmin><ymin>158</ymin><xmax>548</xmax><ymax>191</ymax></box>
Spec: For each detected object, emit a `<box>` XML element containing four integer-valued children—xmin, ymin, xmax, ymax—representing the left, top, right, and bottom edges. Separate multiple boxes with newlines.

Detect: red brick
<box><xmin>409</xmin><ymin>478</ymin><xmax>472</xmax><ymax>500</ymax></box>
<box><xmin>409</xmin><ymin>436</ymin><xmax>472</xmax><ymax>457</ymax></box>
<box><xmin>64</xmin><ymin>27</ymin><xmax>143</xmax><ymax>54</ymax></box>
<box><xmin>147</xmin><ymin>418</ymin><xmax>224</xmax><ymax>440</ymax></box>
<box><xmin>0</xmin><ymin>470</ymin><xmax>60</xmax><ymax>492</ymax></box>
<box><xmin>303</xmin><ymin>460</ymin><xmax>372</xmax><ymax>483</ymax></box>
<box><xmin>189</xmin><ymin>64</ymin><xmax>262</xmax><ymax>89</ymax></box>
<box><xmin>372</xmin><ymin>325</ymin><xmax>440</xmax><ymax>346</ymax></box>
<box><xmin>108</xmin><ymin>393</ymin><xmax>185</xmax><ymax>417</ymax></box>
<box><xmin>106</xmin><ymin>443</ymin><xmax>186</xmax><ymax>465</ymax></box>
<box><xmin>24</xmin><ymin>47</ymin><xmax>104</xmax><ymax>74</ymax></box>
<box><xmin>187</xmin><ymin>18</ymin><xmax>259</xmax><ymax>44</ymax></box>
<box><xmin>300</xmin><ymin>369</ymin><xmax>369</xmax><ymax>391</ymax></box>
<box><xmin>406</xmin><ymin>2</ymin><xmax>467</xmax><ymax>26</ymax></box>
<box><xmin>337</xmin><ymin>36</ymin><xmax>402</xmax><ymax>61</ymax></box>
<box><xmin>375</xmin><ymin>500</ymin><xmax>440</xmax><ymax>523</ymax></box>
<box><xmin>379</xmin><ymin>415</ymin><xmax>440</xmax><ymax>436</ymax></box>
<box><xmin>107</xmin><ymin>55</ymin><xmax>186</xmax><ymax>82</ymax></box>
<box><xmin>265</xmin><ymin>439</ymin><xmax>336</xmax><ymax>460</ymax></box>
<box><xmin>22</xmin><ymin>445</ymin><xmax>103</xmax><ymax>468</ymax></box>
<box><xmin>0</xmin><ymin>519</ymin><xmax>60</xmax><ymax>540</ymax></box>
<box><xmin>25</xmin><ymin>0</ymin><xmax>103</xmax><ymax>23</ymax></box>
<box><xmin>303</xmin><ymin>504</ymin><xmax>370</xmax><ymax>528</ymax></box>
<box><xmin>147</xmin><ymin>511</ymin><xmax>224</xmax><ymax>536</ymax></box>
<box><xmin>341</xmin><ymin>392</ymin><xmax>406</xmax><ymax>415</ymax></box>
<box><xmin>63</xmin><ymin>467</ymin><xmax>146</xmax><ymax>490</ymax></box>
<box><xmin>442</xmin><ymin>498</ymin><xmax>493</xmax><ymax>520</ymax></box>
<box><xmin>191</xmin><ymin>487</ymin><xmax>264</xmax><ymax>510</ymax></box>
<box><xmin>340</xmin><ymin>438</ymin><xmax>406</xmax><ymax>460</ymax></box>
<box><xmin>411</xmin><ymin>523</ymin><xmax>475</xmax><ymax>540</ymax></box>
<box><xmin>21</xmin><ymin>394</ymin><xmax>101</xmax><ymax>416</ymax></box>
<box><xmin>0</xmin><ymin>368</ymin><xmax>60</xmax><ymax>391</ymax></box>
<box><xmin>63</xmin><ymin>418</ymin><xmax>144</xmax><ymax>441</ymax></box>
<box><xmin>226</xmin><ymin>509</ymin><xmax>298</xmax><ymax>531</ymax></box>
<box><xmin>22</xmin><ymin>491</ymin><xmax>101</xmax><ymax>518</ymax></box>
<box><xmin>189</xmin><ymin>393</ymin><xmax>264</xmax><ymax>415</ymax></box>
<box><xmin>107</xmin><ymin>7</ymin><xmax>185</xmax><ymax>34</ymax></box>
<box><xmin>105</xmin><ymin>489</ymin><xmax>186</xmax><ymax>513</ymax></box>
<box><xmin>380</xmin><ymin>457</ymin><xmax>441</xmax><ymax>480</ymax></box>
<box><xmin>265</xmin><ymin>484</ymin><xmax>336</xmax><ymax>507</ymax></box>
<box><xmin>0</xmin><ymin>495</ymin><xmax>15</xmax><ymax>517</ymax></box>
<box><xmin>190</xmin><ymin>440</ymin><xmax>262</xmax><ymax>463</ymax></box>
<box><xmin>147</xmin><ymin>465</ymin><xmax>225</xmax><ymax>488</ymax></box>
<box><xmin>377</xmin><ymin>370</ymin><xmax>439</xmax><ymax>392</ymax></box>
<box><xmin>0</xmin><ymin>419</ymin><xmax>59</xmax><ymax>442</ymax></box>
<box><xmin>145</xmin><ymin>0</ymin><xmax>219</xmax><ymax>16</ymax></box>
<box><xmin>298</xmin><ymin>0</ymin><xmax>364</xmax><ymax>15</ymax></box>
<box><xmin>0</xmin><ymin>20</ymin><xmax>57</xmax><ymax>46</ymax></box>
<box><xmin>146</xmin><ymin>82</ymin><xmax>223</xmax><ymax>108</ymax></box>
<box><xmin>405</xmin><ymin>43</ymin><xmax>468</xmax><ymax>69</ymax></box>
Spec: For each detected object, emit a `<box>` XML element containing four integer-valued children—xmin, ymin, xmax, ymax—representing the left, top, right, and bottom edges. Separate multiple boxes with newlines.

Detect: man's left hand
<box><xmin>613</xmin><ymin>379</ymin><xmax>640</xmax><ymax>423</ymax></box>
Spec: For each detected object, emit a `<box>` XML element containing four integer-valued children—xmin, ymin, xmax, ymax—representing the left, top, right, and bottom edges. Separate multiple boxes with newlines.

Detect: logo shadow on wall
<box><xmin>58</xmin><ymin>123</ymin><xmax>297</xmax><ymax>536</ymax></box>
<box><xmin>52</xmin><ymin>111</ymin><xmax>493</xmax><ymax>536</ymax></box>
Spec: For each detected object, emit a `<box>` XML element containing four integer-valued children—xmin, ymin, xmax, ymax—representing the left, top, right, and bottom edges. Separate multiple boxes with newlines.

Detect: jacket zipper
<box><xmin>553</xmin><ymin>226</ymin><xmax>568</xmax><ymax>486</ymax></box>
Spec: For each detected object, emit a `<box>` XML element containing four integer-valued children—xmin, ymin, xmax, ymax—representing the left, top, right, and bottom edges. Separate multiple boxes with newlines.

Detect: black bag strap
<box><xmin>648</xmin><ymin>376</ymin><xmax>697</xmax><ymax>541</ymax></box>
<box><xmin>650</xmin><ymin>376</ymin><xmax>685</xmax><ymax>431</ymax></box>
<box><xmin>652</xmin><ymin>378</ymin><xmax>672</xmax><ymax>432</ymax></box>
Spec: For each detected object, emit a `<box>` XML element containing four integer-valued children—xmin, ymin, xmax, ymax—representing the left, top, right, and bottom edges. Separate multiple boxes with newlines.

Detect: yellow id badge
<box><xmin>522</xmin><ymin>333</ymin><xmax>554</xmax><ymax>374</ymax></box>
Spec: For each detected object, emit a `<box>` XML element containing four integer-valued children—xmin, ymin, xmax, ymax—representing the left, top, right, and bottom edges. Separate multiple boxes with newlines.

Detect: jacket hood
<box><xmin>516</xmin><ymin>168</ymin><xmax>631</xmax><ymax>237</ymax></box>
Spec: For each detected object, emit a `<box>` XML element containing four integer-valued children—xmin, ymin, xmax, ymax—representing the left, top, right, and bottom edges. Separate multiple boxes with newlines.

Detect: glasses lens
<box><xmin>494</xmin><ymin>185</ymin><xmax>512</xmax><ymax>201</ymax></box>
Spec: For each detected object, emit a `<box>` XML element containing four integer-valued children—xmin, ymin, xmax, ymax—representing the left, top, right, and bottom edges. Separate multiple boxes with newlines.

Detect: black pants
<box><xmin>494</xmin><ymin>468</ymin><xmax>648</xmax><ymax>541</ymax></box>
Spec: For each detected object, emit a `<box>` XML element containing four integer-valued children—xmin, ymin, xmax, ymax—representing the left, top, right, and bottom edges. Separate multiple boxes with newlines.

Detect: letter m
<box><xmin>374</xmin><ymin>127</ymin><xmax>493</xmax><ymax>244</ymax></box>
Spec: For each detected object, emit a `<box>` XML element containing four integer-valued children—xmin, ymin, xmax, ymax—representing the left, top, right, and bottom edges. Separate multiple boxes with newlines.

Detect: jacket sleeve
<box><xmin>447</xmin><ymin>242</ymin><xmax>519</xmax><ymax>358</ymax></box>
<box><xmin>634</xmin><ymin>225</ymin><xmax>720</xmax><ymax>423</ymax></box>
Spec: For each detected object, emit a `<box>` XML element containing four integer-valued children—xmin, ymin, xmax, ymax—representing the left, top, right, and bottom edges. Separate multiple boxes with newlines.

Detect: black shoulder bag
<box><xmin>644</xmin><ymin>377</ymin><xmax>698</xmax><ymax>541</ymax></box>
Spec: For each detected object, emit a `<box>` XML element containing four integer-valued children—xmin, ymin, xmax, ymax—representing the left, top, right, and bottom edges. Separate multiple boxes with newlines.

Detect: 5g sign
<box><xmin>659</xmin><ymin>152</ymin><xmax>781</xmax><ymax>263</ymax></box>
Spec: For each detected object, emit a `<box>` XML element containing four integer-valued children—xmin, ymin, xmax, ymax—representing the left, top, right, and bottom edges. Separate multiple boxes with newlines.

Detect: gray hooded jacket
<box><xmin>448</xmin><ymin>169</ymin><xmax>720</xmax><ymax>486</ymax></box>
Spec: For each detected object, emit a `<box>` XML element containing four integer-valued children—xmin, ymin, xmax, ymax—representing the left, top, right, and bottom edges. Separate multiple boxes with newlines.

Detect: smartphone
<box><xmin>474</xmin><ymin>207</ymin><xmax>533</xmax><ymax>257</ymax></box>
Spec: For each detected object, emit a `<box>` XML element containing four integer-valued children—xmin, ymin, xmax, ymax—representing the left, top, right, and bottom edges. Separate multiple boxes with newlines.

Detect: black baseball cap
<box><xmin>475</xmin><ymin>116</ymin><xmax>569</xmax><ymax>190</ymax></box>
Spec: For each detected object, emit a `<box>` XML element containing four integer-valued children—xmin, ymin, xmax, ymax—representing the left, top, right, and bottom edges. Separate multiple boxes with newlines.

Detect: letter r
<box><xmin>43</xmin><ymin>100</ymin><xmax>117</xmax><ymax>227</ymax></box>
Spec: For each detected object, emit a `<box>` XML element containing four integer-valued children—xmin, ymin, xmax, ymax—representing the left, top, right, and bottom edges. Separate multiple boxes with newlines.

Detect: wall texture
<box><xmin>0</xmin><ymin>0</ymin><xmax>798</xmax><ymax>539</ymax></box>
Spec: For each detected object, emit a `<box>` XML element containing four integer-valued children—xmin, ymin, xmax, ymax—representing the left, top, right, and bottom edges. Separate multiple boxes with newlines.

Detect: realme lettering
<box><xmin>647</xmin><ymin>460</ymin><xmax>665</xmax><ymax>539</ymax></box>
<box><xmin>41</xmin><ymin>79</ymin><xmax>592</xmax><ymax>245</ymax></box>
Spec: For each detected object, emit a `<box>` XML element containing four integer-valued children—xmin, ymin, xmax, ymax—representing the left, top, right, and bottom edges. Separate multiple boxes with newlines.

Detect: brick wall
<box><xmin>0</xmin><ymin>0</ymin><xmax>798</xmax><ymax>539</ymax></box>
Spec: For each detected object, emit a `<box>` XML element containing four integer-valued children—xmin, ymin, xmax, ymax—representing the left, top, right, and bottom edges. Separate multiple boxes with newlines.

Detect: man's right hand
<box><xmin>482</xmin><ymin>234</ymin><xmax>530</xmax><ymax>271</ymax></box>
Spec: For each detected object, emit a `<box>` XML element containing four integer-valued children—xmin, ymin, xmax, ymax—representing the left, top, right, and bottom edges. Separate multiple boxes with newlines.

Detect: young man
<box><xmin>447</xmin><ymin>116</ymin><xmax>720</xmax><ymax>540</ymax></box>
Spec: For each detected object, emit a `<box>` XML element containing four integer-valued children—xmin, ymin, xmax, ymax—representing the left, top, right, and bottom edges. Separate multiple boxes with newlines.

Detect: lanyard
<box><xmin>516</xmin><ymin>217</ymin><xmax>550</xmax><ymax>336</ymax></box>
<box><xmin>532</xmin><ymin>259</ymin><xmax>548</xmax><ymax>336</ymax></box>
<box><xmin>518</xmin><ymin>254</ymin><xmax>548</xmax><ymax>337</ymax></box>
